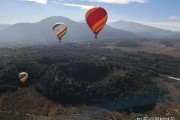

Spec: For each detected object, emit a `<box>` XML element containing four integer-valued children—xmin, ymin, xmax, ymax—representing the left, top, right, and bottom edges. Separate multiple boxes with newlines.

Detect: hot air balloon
<box><xmin>18</xmin><ymin>72</ymin><xmax>28</xmax><ymax>83</ymax></box>
<box><xmin>52</xmin><ymin>23</ymin><xmax>67</xmax><ymax>42</ymax></box>
<box><xmin>85</xmin><ymin>7</ymin><xmax>108</xmax><ymax>39</ymax></box>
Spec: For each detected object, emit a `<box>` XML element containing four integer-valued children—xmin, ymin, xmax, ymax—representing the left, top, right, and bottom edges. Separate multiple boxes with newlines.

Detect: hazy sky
<box><xmin>0</xmin><ymin>0</ymin><xmax>180</xmax><ymax>31</ymax></box>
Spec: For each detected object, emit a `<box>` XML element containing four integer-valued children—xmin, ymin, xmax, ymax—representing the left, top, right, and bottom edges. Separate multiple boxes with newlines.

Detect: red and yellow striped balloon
<box><xmin>85</xmin><ymin>7</ymin><xmax>108</xmax><ymax>39</ymax></box>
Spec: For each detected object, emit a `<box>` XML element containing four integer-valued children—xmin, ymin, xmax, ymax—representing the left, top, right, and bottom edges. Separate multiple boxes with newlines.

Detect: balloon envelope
<box><xmin>85</xmin><ymin>7</ymin><xmax>108</xmax><ymax>39</ymax></box>
<box><xmin>18</xmin><ymin>72</ymin><xmax>28</xmax><ymax>83</ymax></box>
<box><xmin>52</xmin><ymin>23</ymin><xmax>67</xmax><ymax>42</ymax></box>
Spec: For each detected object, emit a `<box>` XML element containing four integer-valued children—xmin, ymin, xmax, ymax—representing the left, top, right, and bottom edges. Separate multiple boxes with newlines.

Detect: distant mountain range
<box><xmin>108</xmin><ymin>20</ymin><xmax>180</xmax><ymax>39</ymax></box>
<box><xmin>0</xmin><ymin>16</ymin><xmax>179</xmax><ymax>47</ymax></box>
<box><xmin>0</xmin><ymin>24</ymin><xmax>11</xmax><ymax>31</ymax></box>
<box><xmin>0</xmin><ymin>16</ymin><xmax>139</xmax><ymax>47</ymax></box>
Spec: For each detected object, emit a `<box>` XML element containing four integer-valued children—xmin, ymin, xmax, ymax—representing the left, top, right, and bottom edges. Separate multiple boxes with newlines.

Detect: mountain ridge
<box><xmin>0</xmin><ymin>16</ymin><xmax>140</xmax><ymax>47</ymax></box>
<box><xmin>0</xmin><ymin>24</ymin><xmax>11</xmax><ymax>31</ymax></box>
<box><xmin>108</xmin><ymin>20</ymin><xmax>180</xmax><ymax>39</ymax></box>
<box><xmin>0</xmin><ymin>16</ymin><xmax>180</xmax><ymax>47</ymax></box>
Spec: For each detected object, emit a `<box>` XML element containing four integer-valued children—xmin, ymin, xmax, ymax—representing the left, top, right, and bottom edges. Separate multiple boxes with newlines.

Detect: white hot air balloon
<box><xmin>18</xmin><ymin>72</ymin><xmax>28</xmax><ymax>83</ymax></box>
<box><xmin>52</xmin><ymin>23</ymin><xmax>67</xmax><ymax>42</ymax></box>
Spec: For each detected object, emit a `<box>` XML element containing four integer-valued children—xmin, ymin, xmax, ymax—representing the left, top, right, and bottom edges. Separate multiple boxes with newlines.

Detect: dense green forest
<box><xmin>0</xmin><ymin>42</ymin><xmax>180</xmax><ymax>105</ymax></box>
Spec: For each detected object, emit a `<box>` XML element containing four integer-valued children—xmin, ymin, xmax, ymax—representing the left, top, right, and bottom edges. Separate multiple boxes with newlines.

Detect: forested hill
<box><xmin>0</xmin><ymin>43</ymin><xmax>179</xmax><ymax>106</ymax></box>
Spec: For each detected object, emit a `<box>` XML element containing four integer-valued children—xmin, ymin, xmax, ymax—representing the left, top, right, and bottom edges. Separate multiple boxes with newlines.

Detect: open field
<box><xmin>105</xmin><ymin>42</ymin><xmax>180</xmax><ymax>58</ymax></box>
<box><xmin>0</xmin><ymin>87</ymin><xmax>115</xmax><ymax>120</ymax></box>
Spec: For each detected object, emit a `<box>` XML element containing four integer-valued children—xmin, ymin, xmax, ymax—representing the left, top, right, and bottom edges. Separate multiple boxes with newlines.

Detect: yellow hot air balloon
<box><xmin>18</xmin><ymin>72</ymin><xmax>28</xmax><ymax>83</ymax></box>
<box><xmin>52</xmin><ymin>23</ymin><xmax>67</xmax><ymax>42</ymax></box>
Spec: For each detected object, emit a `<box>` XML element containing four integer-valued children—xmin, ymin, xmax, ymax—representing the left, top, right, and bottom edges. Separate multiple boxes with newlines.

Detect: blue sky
<box><xmin>0</xmin><ymin>0</ymin><xmax>180</xmax><ymax>31</ymax></box>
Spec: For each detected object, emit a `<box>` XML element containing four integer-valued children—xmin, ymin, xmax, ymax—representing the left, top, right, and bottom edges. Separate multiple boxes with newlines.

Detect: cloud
<box><xmin>19</xmin><ymin>0</ymin><xmax>48</xmax><ymax>4</ymax></box>
<box><xmin>169</xmin><ymin>16</ymin><xmax>180</xmax><ymax>20</ymax></box>
<box><xmin>83</xmin><ymin>0</ymin><xmax>147</xmax><ymax>4</ymax></box>
<box><xmin>61</xmin><ymin>3</ymin><xmax>94</xmax><ymax>9</ymax></box>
